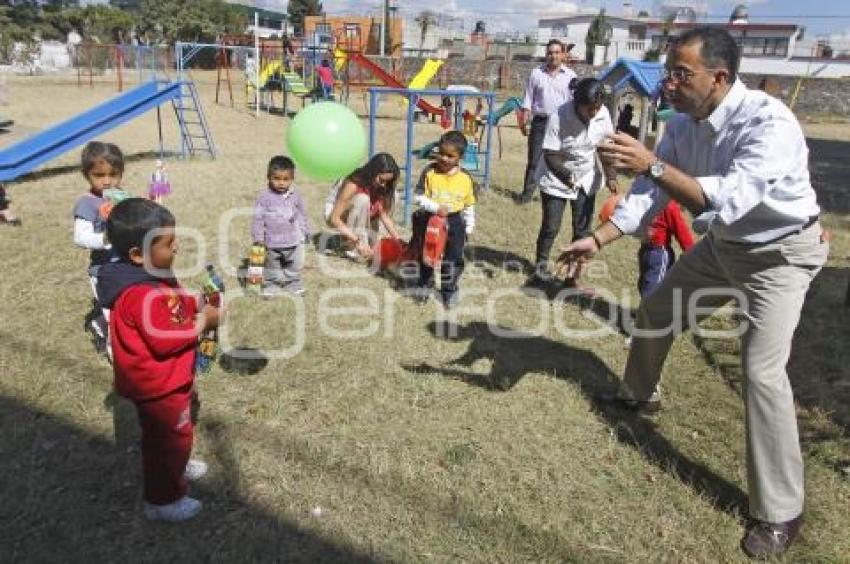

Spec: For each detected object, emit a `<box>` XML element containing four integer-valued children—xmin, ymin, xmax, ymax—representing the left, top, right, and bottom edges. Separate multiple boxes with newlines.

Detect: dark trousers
<box><xmin>412</xmin><ymin>210</ymin><xmax>466</xmax><ymax>300</ymax></box>
<box><xmin>521</xmin><ymin>115</ymin><xmax>548</xmax><ymax>197</ymax></box>
<box><xmin>637</xmin><ymin>244</ymin><xmax>676</xmax><ymax>298</ymax></box>
<box><xmin>535</xmin><ymin>191</ymin><xmax>597</xmax><ymax>269</ymax></box>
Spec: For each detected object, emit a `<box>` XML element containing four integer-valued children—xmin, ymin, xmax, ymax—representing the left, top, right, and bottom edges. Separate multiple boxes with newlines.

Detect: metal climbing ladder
<box><xmin>172</xmin><ymin>81</ymin><xmax>216</xmax><ymax>158</ymax></box>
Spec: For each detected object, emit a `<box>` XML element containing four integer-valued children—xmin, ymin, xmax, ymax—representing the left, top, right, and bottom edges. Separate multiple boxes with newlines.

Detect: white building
<box><xmin>537</xmin><ymin>13</ymin><xmax>651</xmax><ymax>64</ymax></box>
<box><xmin>401</xmin><ymin>15</ymin><xmax>466</xmax><ymax>57</ymax></box>
<box><xmin>537</xmin><ymin>4</ymin><xmax>850</xmax><ymax>77</ymax></box>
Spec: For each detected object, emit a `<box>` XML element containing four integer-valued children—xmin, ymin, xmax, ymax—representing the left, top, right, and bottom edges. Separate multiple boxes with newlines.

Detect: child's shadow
<box><xmin>402</xmin><ymin>320</ymin><xmax>746</xmax><ymax>516</ymax></box>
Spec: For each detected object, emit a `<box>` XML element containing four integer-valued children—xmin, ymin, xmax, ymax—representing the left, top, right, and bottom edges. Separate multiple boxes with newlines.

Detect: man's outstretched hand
<box><xmin>555</xmin><ymin>236</ymin><xmax>599</xmax><ymax>280</ymax></box>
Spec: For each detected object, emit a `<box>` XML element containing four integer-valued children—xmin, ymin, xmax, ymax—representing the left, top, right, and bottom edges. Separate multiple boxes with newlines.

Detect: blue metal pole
<box><xmin>483</xmin><ymin>93</ymin><xmax>495</xmax><ymax>191</ymax></box>
<box><xmin>455</xmin><ymin>94</ymin><xmax>465</xmax><ymax>131</ymax></box>
<box><xmin>404</xmin><ymin>92</ymin><xmax>416</xmax><ymax>226</ymax></box>
<box><xmin>368</xmin><ymin>89</ymin><xmax>378</xmax><ymax>157</ymax></box>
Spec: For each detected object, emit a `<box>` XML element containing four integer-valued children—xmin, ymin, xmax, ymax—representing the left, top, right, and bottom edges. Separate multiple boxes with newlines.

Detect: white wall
<box><xmin>402</xmin><ymin>21</ymin><xmax>463</xmax><ymax>56</ymax></box>
<box><xmin>540</xmin><ymin>22</ymin><xmax>645</xmax><ymax>63</ymax></box>
<box><xmin>739</xmin><ymin>56</ymin><xmax>850</xmax><ymax>78</ymax></box>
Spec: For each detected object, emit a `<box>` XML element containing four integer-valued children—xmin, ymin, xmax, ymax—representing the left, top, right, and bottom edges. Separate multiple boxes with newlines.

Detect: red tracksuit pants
<box><xmin>135</xmin><ymin>383</ymin><xmax>194</xmax><ymax>505</ymax></box>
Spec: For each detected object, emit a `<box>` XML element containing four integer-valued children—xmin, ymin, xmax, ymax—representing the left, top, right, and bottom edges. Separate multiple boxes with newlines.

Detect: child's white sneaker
<box><xmin>184</xmin><ymin>459</ymin><xmax>208</xmax><ymax>481</ymax></box>
<box><xmin>143</xmin><ymin>496</ymin><xmax>202</xmax><ymax>522</ymax></box>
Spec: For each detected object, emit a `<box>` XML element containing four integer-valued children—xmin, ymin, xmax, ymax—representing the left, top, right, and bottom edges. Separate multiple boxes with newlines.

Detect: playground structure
<box><xmin>367</xmin><ymin>87</ymin><xmax>496</xmax><ymax>225</ymax></box>
<box><xmin>339</xmin><ymin>50</ymin><xmax>448</xmax><ymax>122</ymax></box>
<box><xmin>597</xmin><ymin>58</ymin><xmax>665</xmax><ymax>145</ymax></box>
<box><xmin>175</xmin><ymin>41</ymin><xmax>261</xmax><ymax>116</ymax></box>
<box><xmin>336</xmin><ymin>47</ymin><xmax>448</xmax><ymax>111</ymax></box>
<box><xmin>175</xmin><ymin>26</ymin><xmax>465</xmax><ymax>121</ymax></box>
<box><xmin>0</xmin><ymin>79</ymin><xmax>215</xmax><ymax>182</ymax></box>
<box><xmin>74</xmin><ymin>43</ymin><xmax>172</xmax><ymax>92</ymax></box>
<box><xmin>194</xmin><ymin>32</ymin><xmax>343</xmax><ymax>117</ymax></box>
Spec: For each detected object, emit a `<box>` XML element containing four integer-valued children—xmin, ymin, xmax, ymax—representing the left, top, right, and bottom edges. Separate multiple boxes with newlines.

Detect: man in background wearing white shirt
<box><xmin>517</xmin><ymin>39</ymin><xmax>577</xmax><ymax>204</ymax></box>
<box><xmin>559</xmin><ymin>27</ymin><xmax>828</xmax><ymax>559</ymax></box>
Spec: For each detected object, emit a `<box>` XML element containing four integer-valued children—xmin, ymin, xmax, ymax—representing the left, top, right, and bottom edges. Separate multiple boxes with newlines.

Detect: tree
<box><xmin>584</xmin><ymin>8</ymin><xmax>610</xmax><ymax>65</ymax></box>
<box><xmin>43</xmin><ymin>5</ymin><xmax>134</xmax><ymax>43</ymax></box>
<box><xmin>644</xmin><ymin>13</ymin><xmax>676</xmax><ymax>62</ymax></box>
<box><xmin>414</xmin><ymin>10</ymin><xmax>436</xmax><ymax>56</ymax></box>
<box><xmin>137</xmin><ymin>0</ymin><xmax>245</xmax><ymax>44</ymax></box>
<box><xmin>287</xmin><ymin>0</ymin><xmax>323</xmax><ymax>35</ymax></box>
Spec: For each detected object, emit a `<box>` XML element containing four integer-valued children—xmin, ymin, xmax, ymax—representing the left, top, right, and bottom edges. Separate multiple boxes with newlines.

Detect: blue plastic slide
<box><xmin>0</xmin><ymin>80</ymin><xmax>185</xmax><ymax>182</ymax></box>
<box><xmin>487</xmin><ymin>96</ymin><xmax>522</xmax><ymax>126</ymax></box>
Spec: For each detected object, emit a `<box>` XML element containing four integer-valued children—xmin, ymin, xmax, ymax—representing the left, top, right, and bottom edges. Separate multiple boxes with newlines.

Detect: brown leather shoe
<box><xmin>741</xmin><ymin>515</ymin><xmax>802</xmax><ymax>559</ymax></box>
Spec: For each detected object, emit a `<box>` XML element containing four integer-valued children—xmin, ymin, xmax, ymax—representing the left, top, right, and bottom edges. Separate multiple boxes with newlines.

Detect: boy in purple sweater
<box><xmin>251</xmin><ymin>156</ymin><xmax>311</xmax><ymax>296</ymax></box>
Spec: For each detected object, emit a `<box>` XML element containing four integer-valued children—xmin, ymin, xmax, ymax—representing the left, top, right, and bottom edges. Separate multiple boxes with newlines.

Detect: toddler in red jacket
<box><xmin>97</xmin><ymin>198</ymin><xmax>223</xmax><ymax>522</ymax></box>
<box><xmin>638</xmin><ymin>200</ymin><xmax>694</xmax><ymax>298</ymax></box>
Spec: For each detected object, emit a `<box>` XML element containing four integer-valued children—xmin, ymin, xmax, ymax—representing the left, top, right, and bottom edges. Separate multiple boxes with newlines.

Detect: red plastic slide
<box><xmin>348</xmin><ymin>52</ymin><xmax>446</xmax><ymax>118</ymax></box>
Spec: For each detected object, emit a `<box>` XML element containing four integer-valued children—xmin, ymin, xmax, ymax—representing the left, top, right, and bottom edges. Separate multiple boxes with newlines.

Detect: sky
<box><xmin>321</xmin><ymin>0</ymin><xmax>850</xmax><ymax>38</ymax></box>
<box><xmin>76</xmin><ymin>1</ymin><xmax>850</xmax><ymax>39</ymax></box>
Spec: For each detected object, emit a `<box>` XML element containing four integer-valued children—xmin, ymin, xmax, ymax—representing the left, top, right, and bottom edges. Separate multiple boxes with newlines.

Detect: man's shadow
<box><xmin>403</xmin><ymin>320</ymin><xmax>747</xmax><ymax>517</ymax></box>
<box><xmin>518</xmin><ymin>277</ymin><xmax>637</xmax><ymax>338</ymax></box>
<box><xmin>465</xmin><ymin>244</ymin><xmax>534</xmax><ymax>280</ymax></box>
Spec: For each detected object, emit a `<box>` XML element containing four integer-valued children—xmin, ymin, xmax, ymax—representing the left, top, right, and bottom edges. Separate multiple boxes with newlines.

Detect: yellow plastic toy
<box><xmin>246</xmin><ymin>243</ymin><xmax>266</xmax><ymax>294</ymax></box>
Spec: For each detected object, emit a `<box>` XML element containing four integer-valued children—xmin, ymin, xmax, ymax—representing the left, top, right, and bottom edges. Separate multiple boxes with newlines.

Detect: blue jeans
<box><xmin>637</xmin><ymin>244</ymin><xmax>676</xmax><ymax>298</ymax></box>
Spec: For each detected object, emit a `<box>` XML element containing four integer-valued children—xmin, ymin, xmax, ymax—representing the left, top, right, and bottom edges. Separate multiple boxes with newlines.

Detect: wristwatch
<box><xmin>647</xmin><ymin>160</ymin><xmax>665</xmax><ymax>180</ymax></box>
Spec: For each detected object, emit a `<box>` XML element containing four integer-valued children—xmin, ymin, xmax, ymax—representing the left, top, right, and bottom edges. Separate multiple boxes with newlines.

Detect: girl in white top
<box><xmin>531</xmin><ymin>77</ymin><xmax>619</xmax><ymax>287</ymax></box>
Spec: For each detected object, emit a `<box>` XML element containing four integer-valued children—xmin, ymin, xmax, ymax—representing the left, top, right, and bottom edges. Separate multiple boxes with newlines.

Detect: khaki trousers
<box><xmin>343</xmin><ymin>192</ymin><xmax>385</xmax><ymax>245</ymax></box>
<box><xmin>623</xmin><ymin>223</ymin><xmax>828</xmax><ymax>522</ymax></box>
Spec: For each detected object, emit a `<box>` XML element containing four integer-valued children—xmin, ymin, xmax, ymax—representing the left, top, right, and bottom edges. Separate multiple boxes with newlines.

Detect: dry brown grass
<box><xmin>1</xmin><ymin>72</ymin><xmax>849</xmax><ymax>562</ymax></box>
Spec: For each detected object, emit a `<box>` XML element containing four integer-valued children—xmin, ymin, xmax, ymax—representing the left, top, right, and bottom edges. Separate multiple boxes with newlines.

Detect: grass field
<box><xmin>1</xmin><ymin>73</ymin><xmax>849</xmax><ymax>562</ymax></box>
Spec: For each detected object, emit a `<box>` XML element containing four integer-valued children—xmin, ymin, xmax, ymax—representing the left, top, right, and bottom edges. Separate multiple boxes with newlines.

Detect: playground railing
<box><xmin>367</xmin><ymin>86</ymin><xmax>496</xmax><ymax>226</ymax></box>
<box><xmin>72</xmin><ymin>44</ymin><xmax>173</xmax><ymax>90</ymax></box>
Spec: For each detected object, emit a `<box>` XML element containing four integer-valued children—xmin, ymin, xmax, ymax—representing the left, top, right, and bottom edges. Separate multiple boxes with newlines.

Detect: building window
<box><xmin>628</xmin><ymin>25</ymin><xmax>646</xmax><ymax>40</ymax></box>
<box><xmin>344</xmin><ymin>23</ymin><xmax>360</xmax><ymax>40</ymax></box>
<box><xmin>653</xmin><ymin>33</ymin><xmax>789</xmax><ymax>57</ymax></box>
<box><xmin>737</xmin><ymin>37</ymin><xmax>789</xmax><ymax>57</ymax></box>
<box><xmin>651</xmin><ymin>35</ymin><xmax>674</xmax><ymax>52</ymax></box>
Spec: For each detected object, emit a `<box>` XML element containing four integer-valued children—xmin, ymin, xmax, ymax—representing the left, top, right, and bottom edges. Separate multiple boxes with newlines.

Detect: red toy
<box><xmin>373</xmin><ymin>237</ymin><xmax>408</xmax><ymax>270</ymax></box>
<box><xmin>422</xmin><ymin>215</ymin><xmax>448</xmax><ymax>268</ymax></box>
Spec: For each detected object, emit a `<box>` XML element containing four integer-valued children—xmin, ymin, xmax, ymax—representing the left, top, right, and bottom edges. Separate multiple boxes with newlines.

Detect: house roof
<box><xmin>645</xmin><ymin>22</ymin><xmax>799</xmax><ymax>32</ymax></box>
<box><xmin>597</xmin><ymin>58</ymin><xmax>665</xmax><ymax>98</ymax></box>
<box><xmin>539</xmin><ymin>14</ymin><xmax>647</xmax><ymax>28</ymax></box>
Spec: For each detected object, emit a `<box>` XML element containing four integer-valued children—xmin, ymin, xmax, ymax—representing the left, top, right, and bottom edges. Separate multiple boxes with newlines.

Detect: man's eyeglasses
<box><xmin>662</xmin><ymin>67</ymin><xmax>721</xmax><ymax>83</ymax></box>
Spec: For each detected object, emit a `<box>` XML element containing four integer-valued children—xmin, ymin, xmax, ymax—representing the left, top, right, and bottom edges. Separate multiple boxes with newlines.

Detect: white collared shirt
<box><xmin>612</xmin><ymin>79</ymin><xmax>820</xmax><ymax>243</ymax></box>
<box><xmin>536</xmin><ymin>102</ymin><xmax>614</xmax><ymax>198</ymax></box>
<box><xmin>521</xmin><ymin>64</ymin><xmax>577</xmax><ymax>117</ymax></box>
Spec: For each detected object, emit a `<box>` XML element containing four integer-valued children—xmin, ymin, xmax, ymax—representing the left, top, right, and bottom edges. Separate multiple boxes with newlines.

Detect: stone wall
<box><xmin>387</xmin><ymin>57</ymin><xmax>850</xmax><ymax>117</ymax></box>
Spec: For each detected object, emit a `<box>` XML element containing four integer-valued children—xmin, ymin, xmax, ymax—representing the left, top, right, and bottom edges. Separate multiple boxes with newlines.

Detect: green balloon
<box><xmin>286</xmin><ymin>102</ymin><xmax>367</xmax><ymax>181</ymax></box>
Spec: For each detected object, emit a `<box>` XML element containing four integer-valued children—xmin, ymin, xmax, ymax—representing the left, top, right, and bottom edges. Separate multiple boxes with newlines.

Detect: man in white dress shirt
<box><xmin>517</xmin><ymin>39</ymin><xmax>577</xmax><ymax>204</ymax></box>
<box><xmin>559</xmin><ymin>27</ymin><xmax>827</xmax><ymax>559</ymax></box>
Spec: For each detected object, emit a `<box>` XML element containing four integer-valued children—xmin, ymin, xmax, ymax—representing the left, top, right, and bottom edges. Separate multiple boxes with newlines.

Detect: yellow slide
<box><xmin>401</xmin><ymin>59</ymin><xmax>443</xmax><ymax>107</ymax></box>
<box><xmin>334</xmin><ymin>47</ymin><xmax>347</xmax><ymax>72</ymax></box>
<box><xmin>259</xmin><ymin>61</ymin><xmax>282</xmax><ymax>88</ymax></box>
<box><xmin>408</xmin><ymin>59</ymin><xmax>443</xmax><ymax>89</ymax></box>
